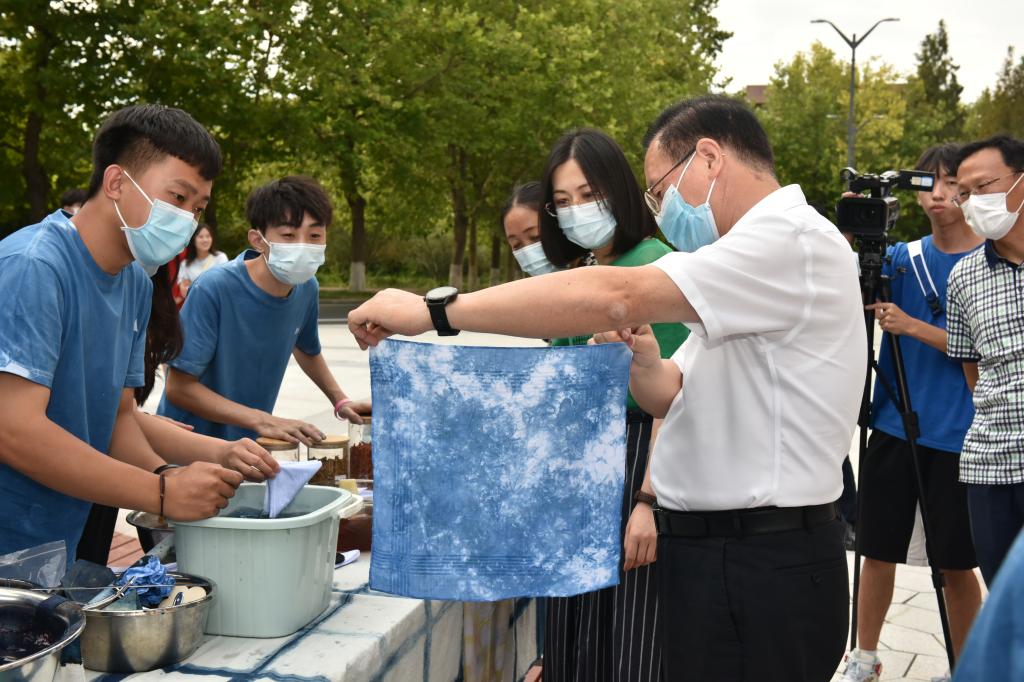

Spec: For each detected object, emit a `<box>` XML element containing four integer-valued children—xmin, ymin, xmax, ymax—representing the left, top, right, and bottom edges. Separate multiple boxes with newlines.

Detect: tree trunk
<box><xmin>23</xmin><ymin>25</ymin><xmax>53</xmax><ymax>223</ymax></box>
<box><xmin>347</xmin><ymin>190</ymin><xmax>368</xmax><ymax>291</ymax></box>
<box><xmin>204</xmin><ymin>192</ymin><xmax>218</xmax><ymax>230</ymax></box>
<box><xmin>467</xmin><ymin>215</ymin><xmax>478</xmax><ymax>291</ymax></box>
<box><xmin>23</xmin><ymin>109</ymin><xmax>48</xmax><ymax>222</ymax></box>
<box><xmin>489</xmin><ymin>234</ymin><xmax>502</xmax><ymax>286</ymax></box>
<box><xmin>448</xmin><ymin>145</ymin><xmax>468</xmax><ymax>288</ymax></box>
<box><xmin>504</xmin><ymin>239</ymin><xmax>518</xmax><ymax>281</ymax></box>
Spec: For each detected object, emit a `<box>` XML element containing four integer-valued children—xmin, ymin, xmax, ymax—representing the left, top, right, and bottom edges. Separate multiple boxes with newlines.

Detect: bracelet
<box><xmin>158</xmin><ymin>474</ymin><xmax>166</xmax><ymax>521</ymax></box>
<box><xmin>333</xmin><ymin>398</ymin><xmax>353</xmax><ymax>418</ymax></box>
<box><xmin>153</xmin><ymin>463</ymin><xmax>181</xmax><ymax>475</ymax></box>
<box><xmin>633</xmin><ymin>490</ymin><xmax>657</xmax><ymax>507</ymax></box>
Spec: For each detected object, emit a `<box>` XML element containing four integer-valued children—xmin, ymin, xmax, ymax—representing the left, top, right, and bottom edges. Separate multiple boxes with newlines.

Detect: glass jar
<box><xmin>256</xmin><ymin>437</ymin><xmax>299</xmax><ymax>462</ymax></box>
<box><xmin>308</xmin><ymin>436</ymin><xmax>349</xmax><ymax>486</ymax></box>
<box><xmin>348</xmin><ymin>417</ymin><xmax>373</xmax><ymax>481</ymax></box>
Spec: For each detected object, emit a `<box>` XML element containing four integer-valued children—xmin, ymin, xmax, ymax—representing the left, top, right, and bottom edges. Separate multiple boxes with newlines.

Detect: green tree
<box><xmin>0</xmin><ymin>2</ymin><xmax>138</xmax><ymax>231</ymax></box>
<box><xmin>759</xmin><ymin>42</ymin><xmax>928</xmax><ymax>241</ymax></box>
<box><xmin>908</xmin><ymin>20</ymin><xmax>964</xmax><ymax>141</ymax></box>
<box><xmin>968</xmin><ymin>47</ymin><xmax>1024</xmax><ymax>138</ymax></box>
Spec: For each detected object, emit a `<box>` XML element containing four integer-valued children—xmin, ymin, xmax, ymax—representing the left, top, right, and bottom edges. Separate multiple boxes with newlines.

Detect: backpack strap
<box><xmin>906</xmin><ymin>239</ymin><xmax>943</xmax><ymax>316</ymax></box>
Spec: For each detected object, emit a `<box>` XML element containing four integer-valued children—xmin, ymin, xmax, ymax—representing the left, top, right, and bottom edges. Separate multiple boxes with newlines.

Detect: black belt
<box><xmin>654</xmin><ymin>502</ymin><xmax>838</xmax><ymax>538</ymax></box>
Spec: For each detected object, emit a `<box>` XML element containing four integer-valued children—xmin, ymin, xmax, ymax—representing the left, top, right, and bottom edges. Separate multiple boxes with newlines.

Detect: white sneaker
<box><xmin>839</xmin><ymin>650</ymin><xmax>882</xmax><ymax>682</ymax></box>
<box><xmin>930</xmin><ymin>673</ymin><xmax>951</xmax><ymax>682</ymax></box>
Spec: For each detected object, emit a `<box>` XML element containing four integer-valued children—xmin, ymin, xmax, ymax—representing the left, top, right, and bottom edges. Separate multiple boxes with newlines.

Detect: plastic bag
<box><xmin>0</xmin><ymin>540</ymin><xmax>67</xmax><ymax>588</ymax></box>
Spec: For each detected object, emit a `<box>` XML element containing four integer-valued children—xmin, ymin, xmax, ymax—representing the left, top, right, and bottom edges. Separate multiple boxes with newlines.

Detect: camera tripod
<box><xmin>849</xmin><ymin>237</ymin><xmax>955</xmax><ymax>671</ymax></box>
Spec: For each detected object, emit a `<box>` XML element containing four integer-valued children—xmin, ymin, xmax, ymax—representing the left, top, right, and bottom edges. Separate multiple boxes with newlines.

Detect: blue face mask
<box><xmin>114</xmin><ymin>169</ymin><xmax>198</xmax><ymax>276</ymax></box>
<box><xmin>261</xmin><ymin>234</ymin><xmax>326</xmax><ymax>286</ymax></box>
<box><xmin>556</xmin><ymin>200</ymin><xmax>616</xmax><ymax>250</ymax></box>
<box><xmin>513</xmin><ymin>241</ymin><xmax>560</xmax><ymax>277</ymax></box>
<box><xmin>657</xmin><ymin>154</ymin><xmax>719</xmax><ymax>253</ymax></box>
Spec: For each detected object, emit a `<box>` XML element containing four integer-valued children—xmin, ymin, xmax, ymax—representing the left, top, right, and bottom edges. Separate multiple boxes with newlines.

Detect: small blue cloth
<box><xmin>264</xmin><ymin>460</ymin><xmax>322</xmax><ymax>518</ymax></box>
<box><xmin>118</xmin><ymin>556</ymin><xmax>174</xmax><ymax>608</ymax></box>
<box><xmin>369</xmin><ymin>339</ymin><xmax>631</xmax><ymax>601</ymax></box>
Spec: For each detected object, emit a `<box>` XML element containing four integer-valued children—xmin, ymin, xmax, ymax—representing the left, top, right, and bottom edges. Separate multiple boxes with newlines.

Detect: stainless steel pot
<box><xmin>0</xmin><ymin>587</ymin><xmax>85</xmax><ymax>682</ymax></box>
<box><xmin>79</xmin><ymin>573</ymin><xmax>214</xmax><ymax>674</ymax></box>
<box><xmin>126</xmin><ymin>511</ymin><xmax>174</xmax><ymax>553</ymax></box>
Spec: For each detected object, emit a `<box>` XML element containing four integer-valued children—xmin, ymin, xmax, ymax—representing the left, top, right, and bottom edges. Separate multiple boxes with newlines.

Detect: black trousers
<box><xmin>658</xmin><ymin>518</ymin><xmax>848</xmax><ymax>682</ymax></box>
<box><xmin>76</xmin><ymin>504</ymin><xmax>118</xmax><ymax>565</ymax></box>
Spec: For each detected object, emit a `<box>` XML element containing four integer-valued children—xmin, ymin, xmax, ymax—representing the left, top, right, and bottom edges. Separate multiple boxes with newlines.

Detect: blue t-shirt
<box><xmin>870</xmin><ymin>237</ymin><xmax>980</xmax><ymax>453</ymax></box>
<box><xmin>0</xmin><ymin>211</ymin><xmax>151</xmax><ymax>557</ymax></box>
<box><xmin>953</xmin><ymin>528</ymin><xmax>1024</xmax><ymax>681</ymax></box>
<box><xmin>157</xmin><ymin>251</ymin><xmax>321</xmax><ymax>440</ymax></box>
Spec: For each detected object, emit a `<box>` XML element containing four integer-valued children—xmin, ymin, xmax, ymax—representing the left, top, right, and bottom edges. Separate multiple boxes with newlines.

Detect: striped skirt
<box><xmin>543</xmin><ymin>411</ymin><xmax>661</xmax><ymax>682</ymax></box>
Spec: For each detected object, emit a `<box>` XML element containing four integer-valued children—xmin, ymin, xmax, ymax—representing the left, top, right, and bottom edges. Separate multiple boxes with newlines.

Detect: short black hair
<box><xmin>500</xmin><ymin>181</ymin><xmax>542</xmax><ymax>229</ymax></box>
<box><xmin>59</xmin><ymin>188</ymin><xmax>87</xmax><ymax>208</ymax></box>
<box><xmin>246</xmin><ymin>176</ymin><xmax>333</xmax><ymax>233</ymax></box>
<box><xmin>539</xmin><ymin>128</ymin><xmax>657</xmax><ymax>267</ymax></box>
<box><xmin>87</xmin><ymin>104</ymin><xmax>222</xmax><ymax>197</ymax></box>
<box><xmin>955</xmin><ymin>135</ymin><xmax>1024</xmax><ymax>173</ymax></box>
<box><xmin>643</xmin><ymin>95</ymin><xmax>775</xmax><ymax>174</ymax></box>
<box><xmin>915</xmin><ymin>143</ymin><xmax>962</xmax><ymax>176</ymax></box>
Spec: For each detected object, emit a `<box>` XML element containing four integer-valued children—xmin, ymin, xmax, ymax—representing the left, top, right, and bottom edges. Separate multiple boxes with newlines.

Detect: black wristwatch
<box><xmin>425</xmin><ymin>286</ymin><xmax>460</xmax><ymax>336</ymax></box>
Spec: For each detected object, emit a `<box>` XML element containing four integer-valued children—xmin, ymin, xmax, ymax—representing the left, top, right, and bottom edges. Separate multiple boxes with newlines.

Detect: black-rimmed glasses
<box><xmin>644</xmin><ymin>147</ymin><xmax>696</xmax><ymax>216</ymax></box>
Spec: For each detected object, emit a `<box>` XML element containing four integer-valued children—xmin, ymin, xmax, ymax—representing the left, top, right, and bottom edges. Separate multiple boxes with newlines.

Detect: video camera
<box><xmin>835</xmin><ymin>167</ymin><xmax>935</xmax><ymax>238</ymax></box>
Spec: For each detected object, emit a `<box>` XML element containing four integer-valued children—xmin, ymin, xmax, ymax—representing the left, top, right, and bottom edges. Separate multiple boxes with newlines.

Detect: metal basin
<box><xmin>126</xmin><ymin>511</ymin><xmax>174</xmax><ymax>553</ymax></box>
<box><xmin>80</xmin><ymin>573</ymin><xmax>214</xmax><ymax>674</ymax></box>
<box><xmin>0</xmin><ymin>587</ymin><xmax>85</xmax><ymax>682</ymax></box>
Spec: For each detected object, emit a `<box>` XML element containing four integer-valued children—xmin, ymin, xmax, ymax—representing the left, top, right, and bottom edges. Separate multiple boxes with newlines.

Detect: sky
<box><xmin>710</xmin><ymin>0</ymin><xmax>1022</xmax><ymax>102</ymax></box>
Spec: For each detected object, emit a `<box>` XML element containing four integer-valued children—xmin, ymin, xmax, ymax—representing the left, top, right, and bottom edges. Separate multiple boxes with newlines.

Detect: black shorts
<box><xmin>858</xmin><ymin>430</ymin><xmax>977</xmax><ymax>570</ymax></box>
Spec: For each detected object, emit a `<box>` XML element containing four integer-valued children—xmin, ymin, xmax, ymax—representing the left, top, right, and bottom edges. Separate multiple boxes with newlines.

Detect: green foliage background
<box><xmin>1</xmin><ymin>4</ymin><xmax>1021</xmax><ymax>289</ymax></box>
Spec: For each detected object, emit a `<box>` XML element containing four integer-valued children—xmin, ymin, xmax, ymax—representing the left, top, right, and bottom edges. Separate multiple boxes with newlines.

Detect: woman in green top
<box><xmin>535</xmin><ymin>128</ymin><xmax>688</xmax><ymax>682</ymax></box>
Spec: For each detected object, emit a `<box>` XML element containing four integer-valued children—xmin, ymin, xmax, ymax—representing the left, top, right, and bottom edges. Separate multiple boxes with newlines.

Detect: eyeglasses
<box><xmin>643</xmin><ymin>147</ymin><xmax>696</xmax><ymax>216</ymax></box>
<box><xmin>952</xmin><ymin>171</ymin><xmax>1024</xmax><ymax>207</ymax></box>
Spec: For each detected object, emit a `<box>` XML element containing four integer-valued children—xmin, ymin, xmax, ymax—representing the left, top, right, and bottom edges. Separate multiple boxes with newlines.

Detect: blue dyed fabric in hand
<box><xmin>118</xmin><ymin>555</ymin><xmax>175</xmax><ymax>608</ymax></box>
<box><xmin>369</xmin><ymin>339</ymin><xmax>631</xmax><ymax>601</ymax></box>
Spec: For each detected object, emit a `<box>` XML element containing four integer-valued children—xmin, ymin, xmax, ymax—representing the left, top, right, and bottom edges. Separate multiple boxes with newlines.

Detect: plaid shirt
<box><xmin>947</xmin><ymin>241</ymin><xmax>1024</xmax><ymax>485</ymax></box>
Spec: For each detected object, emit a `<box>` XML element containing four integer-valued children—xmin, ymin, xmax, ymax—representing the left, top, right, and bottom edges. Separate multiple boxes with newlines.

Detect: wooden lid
<box><xmin>309</xmin><ymin>435</ymin><xmax>349</xmax><ymax>449</ymax></box>
<box><xmin>256</xmin><ymin>437</ymin><xmax>298</xmax><ymax>451</ymax></box>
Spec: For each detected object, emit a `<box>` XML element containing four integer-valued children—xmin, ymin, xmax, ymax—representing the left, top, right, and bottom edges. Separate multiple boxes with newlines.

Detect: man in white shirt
<box><xmin>348</xmin><ymin>96</ymin><xmax>866</xmax><ymax>681</ymax></box>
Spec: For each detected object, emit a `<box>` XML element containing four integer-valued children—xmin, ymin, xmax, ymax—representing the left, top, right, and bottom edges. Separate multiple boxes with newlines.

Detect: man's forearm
<box><xmin>909</xmin><ymin>320</ymin><xmax>949</xmax><ymax>354</ymax></box>
<box><xmin>293</xmin><ymin>349</ymin><xmax>344</xmax><ymax>404</ymax></box>
<box><xmin>629</xmin><ymin>360</ymin><xmax>683</xmax><ymax>419</ymax></box>
<box><xmin>640</xmin><ymin>419</ymin><xmax>662</xmax><ymax>495</ymax></box>
<box><xmin>963</xmin><ymin>362</ymin><xmax>978</xmax><ymax>392</ymax></box>
<box><xmin>136</xmin><ymin>410</ymin><xmax>223</xmax><ymax>465</ymax></box>
<box><xmin>1</xmin><ymin>413</ymin><xmax>162</xmax><ymax>514</ymax></box>
<box><xmin>165</xmin><ymin>369</ymin><xmax>260</xmax><ymax>431</ymax></box>
<box><xmin>447</xmin><ymin>266</ymin><xmax>697</xmax><ymax>339</ymax></box>
<box><xmin>108</xmin><ymin>397</ymin><xmax>166</xmax><ymax>473</ymax></box>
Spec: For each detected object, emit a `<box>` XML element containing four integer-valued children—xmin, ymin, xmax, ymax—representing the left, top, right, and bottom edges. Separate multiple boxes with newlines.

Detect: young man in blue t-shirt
<box><xmin>158</xmin><ymin>176</ymin><xmax>367</xmax><ymax>444</ymax></box>
<box><xmin>0</xmin><ymin>105</ymin><xmax>271</xmax><ymax>561</ymax></box>
<box><xmin>840</xmin><ymin>145</ymin><xmax>984</xmax><ymax>681</ymax></box>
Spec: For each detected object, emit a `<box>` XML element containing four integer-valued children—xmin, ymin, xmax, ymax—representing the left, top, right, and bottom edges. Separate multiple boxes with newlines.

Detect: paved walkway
<box><xmin>140</xmin><ymin>323</ymin><xmax>982</xmax><ymax>681</ymax></box>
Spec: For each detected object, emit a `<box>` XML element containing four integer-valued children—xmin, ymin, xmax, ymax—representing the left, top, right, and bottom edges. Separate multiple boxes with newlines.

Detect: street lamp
<box><xmin>811</xmin><ymin>17</ymin><xmax>899</xmax><ymax>168</ymax></box>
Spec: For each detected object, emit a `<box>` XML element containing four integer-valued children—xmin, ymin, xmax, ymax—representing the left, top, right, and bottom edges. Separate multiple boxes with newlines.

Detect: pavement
<box><xmin>137</xmin><ymin>322</ymin><xmax>984</xmax><ymax>681</ymax></box>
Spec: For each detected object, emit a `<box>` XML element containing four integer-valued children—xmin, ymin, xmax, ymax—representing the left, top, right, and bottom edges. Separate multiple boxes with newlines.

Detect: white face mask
<box><xmin>556</xmin><ymin>200</ymin><xmax>616</xmax><ymax>250</ymax></box>
<box><xmin>961</xmin><ymin>172</ymin><xmax>1024</xmax><ymax>240</ymax></box>
<box><xmin>513</xmin><ymin>241</ymin><xmax>560</xmax><ymax>276</ymax></box>
<box><xmin>260</xmin><ymin>234</ymin><xmax>326</xmax><ymax>285</ymax></box>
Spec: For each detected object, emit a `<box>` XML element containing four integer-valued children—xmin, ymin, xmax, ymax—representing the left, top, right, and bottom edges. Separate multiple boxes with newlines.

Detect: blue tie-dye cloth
<box><xmin>369</xmin><ymin>339</ymin><xmax>631</xmax><ymax>601</ymax></box>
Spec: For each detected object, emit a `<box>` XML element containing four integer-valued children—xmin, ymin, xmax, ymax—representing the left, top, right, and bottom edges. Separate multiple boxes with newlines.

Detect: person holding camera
<box><xmin>347</xmin><ymin>95</ymin><xmax>866</xmax><ymax>682</ymax></box>
<box><xmin>839</xmin><ymin>145</ymin><xmax>983</xmax><ymax>682</ymax></box>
